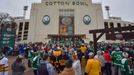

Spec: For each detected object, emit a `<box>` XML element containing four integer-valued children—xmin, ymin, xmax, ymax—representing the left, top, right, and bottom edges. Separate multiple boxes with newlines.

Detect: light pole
<box><xmin>105</xmin><ymin>6</ymin><xmax>110</xmax><ymax>19</ymax></box>
<box><xmin>22</xmin><ymin>6</ymin><xmax>28</xmax><ymax>42</ymax></box>
<box><xmin>23</xmin><ymin>6</ymin><xmax>28</xmax><ymax>19</ymax></box>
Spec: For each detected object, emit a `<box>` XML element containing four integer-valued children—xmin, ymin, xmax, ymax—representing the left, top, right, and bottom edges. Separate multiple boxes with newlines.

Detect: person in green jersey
<box><xmin>31</xmin><ymin>52</ymin><xmax>41</xmax><ymax>75</ymax></box>
<box><xmin>128</xmin><ymin>48</ymin><xmax>134</xmax><ymax>75</ymax></box>
<box><xmin>111</xmin><ymin>47</ymin><xmax>123</xmax><ymax>75</ymax></box>
<box><xmin>121</xmin><ymin>52</ymin><xmax>133</xmax><ymax>75</ymax></box>
<box><xmin>37</xmin><ymin>50</ymin><xmax>43</xmax><ymax>60</ymax></box>
<box><xmin>28</xmin><ymin>49</ymin><xmax>34</xmax><ymax>67</ymax></box>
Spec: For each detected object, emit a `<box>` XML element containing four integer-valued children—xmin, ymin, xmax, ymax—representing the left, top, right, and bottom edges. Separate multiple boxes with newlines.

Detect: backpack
<box><xmin>38</xmin><ymin>62</ymin><xmax>49</xmax><ymax>75</ymax></box>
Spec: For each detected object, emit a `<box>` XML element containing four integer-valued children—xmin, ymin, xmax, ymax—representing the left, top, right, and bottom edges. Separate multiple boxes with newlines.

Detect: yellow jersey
<box><xmin>85</xmin><ymin>59</ymin><xmax>101</xmax><ymax>75</ymax></box>
<box><xmin>53</xmin><ymin>50</ymin><xmax>61</xmax><ymax>57</ymax></box>
<box><xmin>80</xmin><ymin>46</ymin><xmax>87</xmax><ymax>53</ymax></box>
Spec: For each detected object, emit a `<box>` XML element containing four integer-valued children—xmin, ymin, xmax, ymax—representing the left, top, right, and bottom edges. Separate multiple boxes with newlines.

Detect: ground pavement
<box><xmin>8</xmin><ymin>56</ymin><xmax>121</xmax><ymax>75</ymax></box>
<box><xmin>8</xmin><ymin>56</ymin><xmax>33</xmax><ymax>75</ymax></box>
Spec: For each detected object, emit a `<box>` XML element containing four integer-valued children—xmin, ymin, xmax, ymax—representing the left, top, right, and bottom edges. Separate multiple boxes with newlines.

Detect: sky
<box><xmin>0</xmin><ymin>0</ymin><xmax>134</xmax><ymax>22</ymax></box>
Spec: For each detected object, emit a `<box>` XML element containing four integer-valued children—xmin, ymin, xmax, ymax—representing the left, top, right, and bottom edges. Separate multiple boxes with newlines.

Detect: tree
<box><xmin>0</xmin><ymin>12</ymin><xmax>17</xmax><ymax>30</ymax></box>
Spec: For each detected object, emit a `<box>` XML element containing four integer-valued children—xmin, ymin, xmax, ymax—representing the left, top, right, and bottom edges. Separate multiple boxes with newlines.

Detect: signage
<box><xmin>59</xmin><ymin>16</ymin><xmax>74</xmax><ymax>35</ymax></box>
<box><xmin>0</xmin><ymin>28</ymin><xmax>16</xmax><ymax>48</ymax></box>
<box><xmin>42</xmin><ymin>15</ymin><xmax>50</xmax><ymax>25</ymax></box>
<box><xmin>83</xmin><ymin>15</ymin><xmax>91</xmax><ymax>25</ymax></box>
<box><xmin>45</xmin><ymin>1</ymin><xmax>88</xmax><ymax>6</ymax></box>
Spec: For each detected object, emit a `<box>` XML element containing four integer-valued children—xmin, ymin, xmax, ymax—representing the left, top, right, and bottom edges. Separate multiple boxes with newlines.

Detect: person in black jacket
<box><xmin>38</xmin><ymin>53</ymin><xmax>56</xmax><ymax>75</ymax></box>
<box><xmin>11</xmin><ymin>55</ymin><xmax>26</xmax><ymax>75</ymax></box>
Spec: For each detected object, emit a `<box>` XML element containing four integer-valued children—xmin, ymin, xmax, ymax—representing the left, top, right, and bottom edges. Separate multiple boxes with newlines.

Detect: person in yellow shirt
<box><xmin>53</xmin><ymin>47</ymin><xmax>62</xmax><ymax>57</ymax></box>
<box><xmin>80</xmin><ymin>44</ymin><xmax>87</xmax><ymax>55</ymax></box>
<box><xmin>85</xmin><ymin>52</ymin><xmax>101</xmax><ymax>75</ymax></box>
<box><xmin>52</xmin><ymin>47</ymin><xmax>62</xmax><ymax>73</ymax></box>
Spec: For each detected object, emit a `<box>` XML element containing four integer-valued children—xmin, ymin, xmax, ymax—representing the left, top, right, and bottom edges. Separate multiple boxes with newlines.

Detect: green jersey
<box><xmin>121</xmin><ymin>58</ymin><xmax>132</xmax><ymax>75</ymax></box>
<box><xmin>31</xmin><ymin>55</ymin><xmax>41</xmax><ymax>70</ymax></box>
<box><xmin>129</xmin><ymin>50</ymin><xmax>134</xmax><ymax>55</ymax></box>
<box><xmin>37</xmin><ymin>51</ymin><xmax>43</xmax><ymax>59</ymax></box>
<box><xmin>111</xmin><ymin>51</ymin><xmax>123</xmax><ymax>66</ymax></box>
<box><xmin>28</xmin><ymin>50</ymin><xmax>34</xmax><ymax>62</ymax></box>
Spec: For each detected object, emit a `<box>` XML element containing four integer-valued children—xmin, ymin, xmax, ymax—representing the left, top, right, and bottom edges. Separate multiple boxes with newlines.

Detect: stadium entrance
<box><xmin>48</xmin><ymin>34</ymin><xmax>86</xmax><ymax>45</ymax></box>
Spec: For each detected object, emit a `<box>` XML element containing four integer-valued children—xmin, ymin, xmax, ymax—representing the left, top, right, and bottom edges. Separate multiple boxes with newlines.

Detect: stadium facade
<box><xmin>15</xmin><ymin>0</ymin><xmax>134</xmax><ymax>43</ymax></box>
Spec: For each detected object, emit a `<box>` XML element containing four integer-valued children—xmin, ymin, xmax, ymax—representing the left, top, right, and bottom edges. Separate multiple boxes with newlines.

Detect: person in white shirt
<box><xmin>0</xmin><ymin>52</ymin><xmax>9</xmax><ymax>75</ymax></box>
<box><xmin>72</xmin><ymin>51</ymin><xmax>82</xmax><ymax>75</ymax></box>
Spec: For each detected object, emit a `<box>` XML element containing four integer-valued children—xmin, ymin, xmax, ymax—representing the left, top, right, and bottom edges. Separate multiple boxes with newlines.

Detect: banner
<box><xmin>59</xmin><ymin>16</ymin><xmax>74</xmax><ymax>35</ymax></box>
<box><xmin>0</xmin><ymin>28</ymin><xmax>16</xmax><ymax>48</ymax></box>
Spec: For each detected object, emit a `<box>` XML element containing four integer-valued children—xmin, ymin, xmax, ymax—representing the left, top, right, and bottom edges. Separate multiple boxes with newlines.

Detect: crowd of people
<box><xmin>0</xmin><ymin>38</ymin><xmax>134</xmax><ymax>75</ymax></box>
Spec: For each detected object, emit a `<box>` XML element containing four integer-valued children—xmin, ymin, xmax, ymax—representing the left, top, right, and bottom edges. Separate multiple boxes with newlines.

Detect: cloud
<box><xmin>0</xmin><ymin>0</ymin><xmax>134</xmax><ymax>21</ymax></box>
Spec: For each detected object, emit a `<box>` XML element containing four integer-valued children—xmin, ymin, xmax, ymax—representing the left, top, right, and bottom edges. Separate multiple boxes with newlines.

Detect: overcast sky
<box><xmin>0</xmin><ymin>0</ymin><xmax>134</xmax><ymax>22</ymax></box>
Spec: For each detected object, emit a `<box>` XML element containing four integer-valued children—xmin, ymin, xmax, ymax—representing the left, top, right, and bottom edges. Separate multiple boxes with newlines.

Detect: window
<box><xmin>19</xmin><ymin>22</ymin><xmax>23</xmax><ymax>31</ymax></box>
<box><xmin>24</xmin><ymin>22</ymin><xmax>29</xmax><ymax>30</ymax></box>
<box><xmin>129</xmin><ymin>24</ymin><xmax>131</xmax><ymax>26</ymax></box>
<box><xmin>18</xmin><ymin>32</ymin><xmax>22</xmax><ymax>36</ymax></box>
<box><xmin>117</xmin><ymin>23</ymin><xmax>122</xmax><ymax>32</ymax></box>
<box><xmin>17</xmin><ymin>36</ymin><xmax>21</xmax><ymax>41</ymax></box>
<box><xmin>18</xmin><ymin>32</ymin><xmax>22</xmax><ymax>34</ymax></box>
<box><xmin>104</xmin><ymin>22</ymin><xmax>108</xmax><ymax>28</ymax></box>
<box><xmin>109</xmin><ymin>22</ymin><xmax>114</xmax><ymax>34</ymax></box>
<box><xmin>24</xmin><ymin>31</ymin><xmax>28</xmax><ymax>34</ymax></box>
<box><xmin>23</xmin><ymin>38</ymin><xmax>27</xmax><ymax>40</ymax></box>
<box><xmin>23</xmin><ymin>30</ymin><xmax>28</xmax><ymax>40</ymax></box>
<box><xmin>23</xmin><ymin>35</ymin><xmax>28</xmax><ymax>40</ymax></box>
<box><xmin>110</xmin><ymin>22</ymin><xmax>114</xmax><ymax>28</ymax></box>
<box><xmin>117</xmin><ymin>23</ymin><xmax>121</xmax><ymax>27</ymax></box>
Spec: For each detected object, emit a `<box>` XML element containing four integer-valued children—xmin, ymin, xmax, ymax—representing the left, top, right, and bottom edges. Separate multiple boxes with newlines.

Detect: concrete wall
<box><xmin>28</xmin><ymin>0</ymin><xmax>104</xmax><ymax>42</ymax></box>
